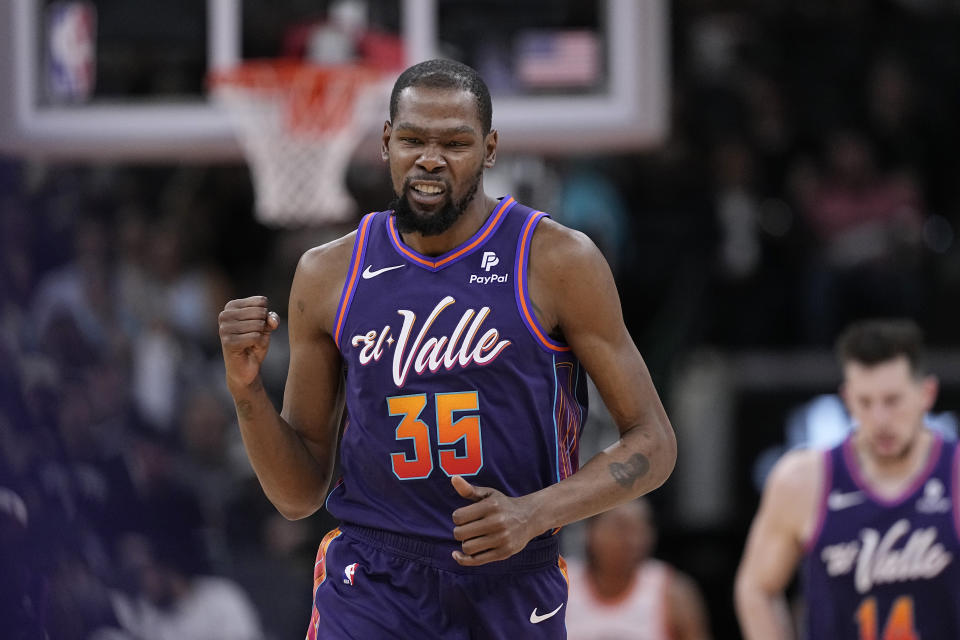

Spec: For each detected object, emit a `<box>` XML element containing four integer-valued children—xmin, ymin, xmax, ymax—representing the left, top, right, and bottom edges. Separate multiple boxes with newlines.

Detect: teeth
<box><xmin>415</xmin><ymin>184</ymin><xmax>443</xmax><ymax>194</ymax></box>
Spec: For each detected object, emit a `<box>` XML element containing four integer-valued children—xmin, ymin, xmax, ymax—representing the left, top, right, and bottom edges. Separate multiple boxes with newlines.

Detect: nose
<box><xmin>416</xmin><ymin>143</ymin><xmax>446</xmax><ymax>173</ymax></box>
<box><xmin>866</xmin><ymin>403</ymin><xmax>893</xmax><ymax>426</ymax></box>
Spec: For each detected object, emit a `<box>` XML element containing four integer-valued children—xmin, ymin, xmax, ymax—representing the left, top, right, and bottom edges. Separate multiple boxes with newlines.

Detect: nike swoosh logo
<box><xmin>828</xmin><ymin>490</ymin><xmax>865</xmax><ymax>511</ymax></box>
<box><xmin>362</xmin><ymin>264</ymin><xmax>405</xmax><ymax>279</ymax></box>
<box><xmin>529</xmin><ymin>604</ymin><xmax>563</xmax><ymax>624</ymax></box>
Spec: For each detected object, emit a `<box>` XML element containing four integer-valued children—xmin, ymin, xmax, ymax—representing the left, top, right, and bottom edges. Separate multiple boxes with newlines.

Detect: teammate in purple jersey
<box><xmin>735</xmin><ymin>319</ymin><xmax>960</xmax><ymax>640</ymax></box>
<box><xmin>217</xmin><ymin>59</ymin><xmax>676</xmax><ymax>638</ymax></box>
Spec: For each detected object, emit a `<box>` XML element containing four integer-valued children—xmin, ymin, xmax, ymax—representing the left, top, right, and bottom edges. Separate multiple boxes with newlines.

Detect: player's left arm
<box><xmin>451</xmin><ymin>220</ymin><xmax>677</xmax><ymax>565</ymax></box>
<box><xmin>528</xmin><ymin>219</ymin><xmax>677</xmax><ymax>516</ymax></box>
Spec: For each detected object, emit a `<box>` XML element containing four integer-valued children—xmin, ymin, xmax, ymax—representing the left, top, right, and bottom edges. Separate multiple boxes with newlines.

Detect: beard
<box><xmin>390</xmin><ymin>170</ymin><xmax>482</xmax><ymax>237</ymax></box>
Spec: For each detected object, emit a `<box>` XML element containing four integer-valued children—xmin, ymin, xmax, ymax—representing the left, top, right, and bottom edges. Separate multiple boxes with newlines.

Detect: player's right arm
<box><xmin>734</xmin><ymin>448</ymin><xmax>823</xmax><ymax>640</ymax></box>
<box><xmin>219</xmin><ymin>235</ymin><xmax>353</xmax><ymax>520</ymax></box>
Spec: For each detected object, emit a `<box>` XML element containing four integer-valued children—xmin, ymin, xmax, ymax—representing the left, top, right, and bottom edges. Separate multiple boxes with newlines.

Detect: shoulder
<box><xmin>663</xmin><ymin>563</ymin><xmax>704</xmax><ymax>606</ymax></box>
<box><xmin>658</xmin><ymin>561</ymin><xmax>711</xmax><ymax>638</ymax></box>
<box><xmin>759</xmin><ymin>447</ymin><xmax>827</xmax><ymax>543</ymax></box>
<box><xmin>296</xmin><ymin>230</ymin><xmax>357</xmax><ymax>282</ymax></box>
<box><xmin>529</xmin><ymin>218</ymin><xmax>615</xmax><ymax>307</ymax></box>
<box><xmin>763</xmin><ymin>448</ymin><xmax>825</xmax><ymax>503</ymax></box>
<box><xmin>529</xmin><ymin>216</ymin><xmax>606</xmax><ymax>275</ymax></box>
<box><xmin>527</xmin><ymin>217</ymin><xmax>615</xmax><ymax>327</ymax></box>
<box><xmin>291</xmin><ymin>230</ymin><xmax>358</xmax><ymax>334</ymax></box>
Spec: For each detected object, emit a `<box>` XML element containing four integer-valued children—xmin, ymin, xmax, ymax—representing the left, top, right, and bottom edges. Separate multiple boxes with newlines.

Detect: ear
<box><xmin>483</xmin><ymin>129</ymin><xmax>498</xmax><ymax>168</ymax></box>
<box><xmin>381</xmin><ymin>121</ymin><xmax>392</xmax><ymax>162</ymax></box>
<box><xmin>920</xmin><ymin>374</ymin><xmax>939</xmax><ymax>412</ymax></box>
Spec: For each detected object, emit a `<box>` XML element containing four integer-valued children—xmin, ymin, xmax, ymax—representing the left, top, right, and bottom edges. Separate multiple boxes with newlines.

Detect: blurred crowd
<box><xmin>608</xmin><ymin>0</ymin><xmax>960</xmax><ymax>363</ymax></box>
<box><xmin>3</xmin><ymin>1</ymin><xmax>960</xmax><ymax>639</ymax></box>
<box><xmin>0</xmin><ymin>162</ymin><xmax>337</xmax><ymax>639</ymax></box>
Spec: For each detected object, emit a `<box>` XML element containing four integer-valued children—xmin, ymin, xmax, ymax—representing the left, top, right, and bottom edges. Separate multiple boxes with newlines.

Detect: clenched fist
<box><xmin>218</xmin><ymin>296</ymin><xmax>280</xmax><ymax>391</ymax></box>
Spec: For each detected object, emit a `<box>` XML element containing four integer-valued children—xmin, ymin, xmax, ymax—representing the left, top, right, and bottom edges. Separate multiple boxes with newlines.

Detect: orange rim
<box><xmin>209</xmin><ymin>61</ymin><xmax>384</xmax><ymax>133</ymax></box>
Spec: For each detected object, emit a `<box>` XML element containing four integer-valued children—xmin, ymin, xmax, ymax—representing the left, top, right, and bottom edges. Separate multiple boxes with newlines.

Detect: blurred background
<box><xmin>3</xmin><ymin>0</ymin><xmax>960</xmax><ymax>638</ymax></box>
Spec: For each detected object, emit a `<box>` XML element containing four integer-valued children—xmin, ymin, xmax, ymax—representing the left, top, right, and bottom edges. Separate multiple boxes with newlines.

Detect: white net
<box><xmin>212</xmin><ymin>64</ymin><xmax>390</xmax><ymax>227</ymax></box>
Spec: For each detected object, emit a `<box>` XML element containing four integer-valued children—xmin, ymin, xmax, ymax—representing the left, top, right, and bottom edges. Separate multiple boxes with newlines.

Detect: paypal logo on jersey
<box><xmin>471</xmin><ymin>251</ymin><xmax>508</xmax><ymax>284</ymax></box>
<box><xmin>481</xmin><ymin>251</ymin><xmax>500</xmax><ymax>271</ymax></box>
<box><xmin>469</xmin><ymin>273</ymin><xmax>508</xmax><ymax>284</ymax></box>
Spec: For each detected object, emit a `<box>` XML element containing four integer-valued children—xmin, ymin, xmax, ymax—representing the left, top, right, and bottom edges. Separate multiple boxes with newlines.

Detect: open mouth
<box><xmin>407</xmin><ymin>181</ymin><xmax>447</xmax><ymax>210</ymax></box>
<box><xmin>412</xmin><ymin>183</ymin><xmax>444</xmax><ymax>195</ymax></box>
<box><xmin>407</xmin><ymin>180</ymin><xmax>448</xmax><ymax>203</ymax></box>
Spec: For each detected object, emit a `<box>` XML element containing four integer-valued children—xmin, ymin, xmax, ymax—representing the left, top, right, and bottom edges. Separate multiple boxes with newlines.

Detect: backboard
<box><xmin>0</xmin><ymin>0</ymin><xmax>668</xmax><ymax>161</ymax></box>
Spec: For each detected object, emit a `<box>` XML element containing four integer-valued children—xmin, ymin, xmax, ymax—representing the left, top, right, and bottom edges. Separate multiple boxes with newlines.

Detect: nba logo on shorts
<box><xmin>481</xmin><ymin>251</ymin><xmax>499</xmax><ymax>271</ymax></box>
<box><xmin>343</xmin><ymin>562</ymin><xmax>359</xmax><ymax>586</ymax></box>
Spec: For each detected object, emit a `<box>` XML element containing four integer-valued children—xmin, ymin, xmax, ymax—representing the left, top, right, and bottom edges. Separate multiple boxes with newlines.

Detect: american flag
<box><xmin>515</xmin><ymin>29</ymin><xmax>601</xmax><ymax>89</ymax></box>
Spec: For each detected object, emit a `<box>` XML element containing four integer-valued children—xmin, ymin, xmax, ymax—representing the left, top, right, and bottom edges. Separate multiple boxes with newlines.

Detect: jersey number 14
<box><xmin>387</xmin><ymin>391</ymin><xmax>483</xmax><ymax>480</ymax></box>
<box><xmin>855</xmin><ymin>596</ymin><xmax>919</xmax><ymax>640</ymax></box>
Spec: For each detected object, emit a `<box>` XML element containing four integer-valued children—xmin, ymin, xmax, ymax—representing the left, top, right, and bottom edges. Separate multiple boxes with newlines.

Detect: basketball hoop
<box><xmin>210</xmin><ymin>61</ymin><xmax>389</xmax><ymax>226</ymax></box>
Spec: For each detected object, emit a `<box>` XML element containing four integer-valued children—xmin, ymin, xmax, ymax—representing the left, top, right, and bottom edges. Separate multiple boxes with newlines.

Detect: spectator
<box><xmin>565</xmin><ymin>499</ymin><xmax>712</xmax><ymax>640</ymax></box>
<box><xmin>101</xmin><ymin>531</ymin><xmax>264</xmax><ymax>640</ymax></box>
<box><xmin>795</xmin><ymin>129</ymin><xmax>926</xmax><ymax>343</ymax></box>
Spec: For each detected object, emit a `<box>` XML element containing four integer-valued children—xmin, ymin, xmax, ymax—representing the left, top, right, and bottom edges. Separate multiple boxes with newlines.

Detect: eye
<box><xmin>446</xmin><ymin>141</ymin><xmax>469</xmax><ymax>148</ymax></box>
<box><xmin>400</xmin><ymin>137</ymin><xmax>421</xmax><ymax>145</ymax></box>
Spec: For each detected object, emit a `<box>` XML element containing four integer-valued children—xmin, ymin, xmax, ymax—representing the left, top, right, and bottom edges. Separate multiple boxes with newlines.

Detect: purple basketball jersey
<box><xmin>802</xmin><ymin>433</ymin><xmax>960</xmax><ymax>639</ymax></box>
<box><xmin>326</xmin><ymin>197</ymin><xmax>588</xmax><ymax>542</ymax></box>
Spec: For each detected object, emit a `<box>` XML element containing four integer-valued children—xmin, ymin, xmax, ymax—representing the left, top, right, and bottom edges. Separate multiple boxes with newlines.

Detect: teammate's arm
<box><xmin>219</xmin><ymin>236</ymin><xmax>352</xmax><ymax>520</ymax></box>
<box><xmin>734</xmin><ymin>449</ymin><xmax>822</xmax><ymax>640</ymax></box>
<box><xmin>668</xmin><ymin>569</ymin><xmax>713</xmax><ymax>640</ymax></box>
<box><xmin>451</xmin><ymin>221</ymin><xmax>677</xmax><ymax>565</ymax></box>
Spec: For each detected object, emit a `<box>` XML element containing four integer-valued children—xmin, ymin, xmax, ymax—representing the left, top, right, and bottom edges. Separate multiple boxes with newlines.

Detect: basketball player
<box><xmin>735</xmin><ymin>319</ymin><xmax>960</xmax><ymax>639</ymax></box>
<box><xmin>218</xmin><ymin>59</ymin><xmax>677</xmax><ymax>639</ymax></box>
<box><xmin>565</xmin><ymin>499</ymin><xmax>712</xmax><ymax>640</ymax></box>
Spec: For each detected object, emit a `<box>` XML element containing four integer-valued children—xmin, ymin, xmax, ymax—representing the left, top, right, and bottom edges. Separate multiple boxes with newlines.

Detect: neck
<box><xmin>400</xmin><ymin>194</ymin><xmax>498</xmax><ymax>257</ymax></box>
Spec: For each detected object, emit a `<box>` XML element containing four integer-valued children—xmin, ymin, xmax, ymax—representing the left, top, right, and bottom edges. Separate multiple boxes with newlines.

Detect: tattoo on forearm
<box><xmin>609</xmin><ymin>453</ymin><xmax>651</xmax><ymax>488</ymax></box>
<box><xmin>235</xmin><ymin>379</ymin><xmax>263</xmax><ymax>421</ymax></box>
<box><xmin>236</xmin><ymin>399</ymin><xmax>254</xmax><ymax>421</ymax></box>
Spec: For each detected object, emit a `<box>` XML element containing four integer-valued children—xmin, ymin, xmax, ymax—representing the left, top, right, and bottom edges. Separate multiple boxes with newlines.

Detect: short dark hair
<box><xmin>389</xmin><ymin>59</ymin><xmax>493</xmax><ymax>135</ymax></box>
<box><xmin>836</xmin><ymin>318</ymin><xmax>926</xmax><ymax>377</ymax></box>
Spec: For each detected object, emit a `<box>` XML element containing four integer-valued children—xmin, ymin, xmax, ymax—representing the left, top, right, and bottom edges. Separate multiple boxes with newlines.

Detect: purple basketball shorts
<box><xmin>305</xmin><ymin>524</ymin><xmax>569</xmax><ymax>639</ymax></box>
